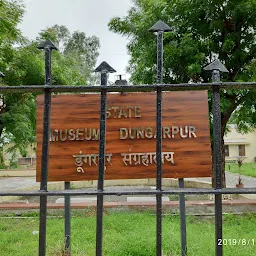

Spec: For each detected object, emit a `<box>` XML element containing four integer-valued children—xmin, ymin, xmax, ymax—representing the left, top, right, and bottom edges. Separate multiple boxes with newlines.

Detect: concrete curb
<box><xmin>22</xmin><ymin>178</ymin><xmax>212</xmax><ymax>191</ymax></box>
<box><xmin>0</xmin><ymin>170</ymin><xmax>36</xmax><ymax>177</ymax></box>
<box><xmin>0</xmin><ymin>200</ymin><xmax>256</xmax><ymax>215</ymax></box>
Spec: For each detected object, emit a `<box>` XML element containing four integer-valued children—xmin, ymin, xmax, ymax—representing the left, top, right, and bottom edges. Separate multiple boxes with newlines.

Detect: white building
<box><xmin>224</xmin><ymin>124</ymin><xmax>256</xmax><ymax>163</ymax></box>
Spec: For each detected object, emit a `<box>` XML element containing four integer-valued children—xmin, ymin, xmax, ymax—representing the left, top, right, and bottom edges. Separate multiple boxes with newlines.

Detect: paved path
<box><xmin>187</xmin><ymin>171</ymin><xmax>256</xmax><ymax>188</ymax></box>
<box><xmin>0</xmin><ymin>172</ymin><xmax>255</xmax><ymax>192</ymax></box>
<box><xmin>0</xmin><ymin>177</ymin><xmax>39</xmax><ymax>192</ymax></box>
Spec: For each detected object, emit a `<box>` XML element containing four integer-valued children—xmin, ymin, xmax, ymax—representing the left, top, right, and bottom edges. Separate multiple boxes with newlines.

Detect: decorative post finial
<box><xmin>149</xmin><ymin>20</ymin><xmax>171</xmax><ymax>84</ymax></box>
<box><xmin>148</xmin><ymin>20</ymin><xmax>172</xmax><ymax>33</ymax></box>
<box><xmin>37</xmin><ymin>39</ymin><xmax>58</xmax><ymax>50</ymax></box>
<box><xmin>37</xmin><ymin>39</ymin><xmax>58</xmax><ymax>85</ymax></box>
<box><xmin>94</xmin><ymin>61</ymin><xmax>116</xmax><ymax>86</ymax></box>
<box><xmin>204</xmin><ymin>59</ymin><xmax>228</xmax><ymax>82</ymax></box>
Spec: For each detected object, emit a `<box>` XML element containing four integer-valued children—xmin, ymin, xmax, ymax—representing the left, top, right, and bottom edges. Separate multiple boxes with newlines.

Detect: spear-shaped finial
<box><xmin>94</xmin><ymin>61</ymin><xmax>116</xmax><ymax>86</ymax></box>
<box><xmin>204</xmin><ymin>59</ymin><xmax>228</xmax><ymax>82</ymax></box>
<box><xmin>149</xmin><ymin>20</ymin><xmax>171</xmax><ymax>84</ymax></box>
<box><xmin>37</xmin><ymin>39</ymin><xmax>58</xmax><ymax>85</ymax></box>
<box><xmin>94</xmin><ymin>61</ymin><xmax>116</xmax><ymax>73</ymax></box>
<box><xmin>37</xmin><ymin>39</ymin><xmax>58</xmax><ymax>50</ymax></box>
<box><xmin>149</xmin><ymin>20</ymin><xmax>172</xmax><ymax>32</ymax></box>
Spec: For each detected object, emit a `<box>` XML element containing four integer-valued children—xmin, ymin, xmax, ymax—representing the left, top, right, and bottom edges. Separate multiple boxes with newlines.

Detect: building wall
<box><xmin>3</xmin><ymin>143</ymin><xmax>36</xmax><ymax>167</ymax></box>
<box><xmin>224</xmin><ymin>125</ymin><xmax>256</xmax><ymax>163</ymax></box>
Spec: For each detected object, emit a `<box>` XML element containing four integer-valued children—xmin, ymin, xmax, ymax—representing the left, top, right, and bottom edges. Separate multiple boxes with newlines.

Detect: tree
<box><xmin>0</xmin><ymin>0</ymin><xmax>30</xmax><ymax>163</ymax></box>
<box><xmin>0</xmin><ymin>2</ymin><xmax>100</xmax><ymax>164</ymax></box>
<box><xmin>109</xmin><ymin>0</ymin><xmax>256</xmax><ymax>186</ymax></box>
<box><xmin>39</xmin><ymin>25</ymin><xmax>100</xmax><ymax>85</ymax></box>
<box><xmin>0</xmin><ymin>0</ymin><xmax>24</xmax><ymax>73</ymax></box>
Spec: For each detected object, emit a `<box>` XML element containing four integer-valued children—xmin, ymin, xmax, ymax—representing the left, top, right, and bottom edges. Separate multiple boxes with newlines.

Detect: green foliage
<box><xmin>109</xmin><ymin>0</ymin><xmax>256</xmax><ymax>128</ymax></box>
<box><xmin>226</xmin><ymin>163</ymin><xmax>256</xmax><ymax>177</ymax></box>
<box><xmin>40</xmin><ymin>25</ymin><xmax>100</xmax><ymax>85</ymax></box>
<box><xmin>109</xmin><ymin>0</ymin><xmax>256</xmax><ymax>185</ymax></box>
<box><xmin>0</xmin><ymin>0</ymin><xmax>25</xmax><ymax>81</ymax></box>
<box><xmin>0</xmin><ymin>213</ymin><xmax>256</xmax><ymax>255</ymax></box>
<box><xmin>0</xmin><ymin>3</ymin><xmax>100</xmax><ymax>158</ymax></box>
<box><xmin>0</xmin><ymin>164</ymin><xmax>5</xmax><ymax>169</ymax></box>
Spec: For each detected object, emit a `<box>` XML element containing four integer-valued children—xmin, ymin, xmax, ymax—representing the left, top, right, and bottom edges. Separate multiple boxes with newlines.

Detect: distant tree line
<box><xmin>0</xmin><ymin>0</ymin><xmax>100</xmax><ymax>166</ymax></box>
<box><xmin>109</xmin><ymin>0</ymin><xmax>256</xmax><ymax>186</ymax></box>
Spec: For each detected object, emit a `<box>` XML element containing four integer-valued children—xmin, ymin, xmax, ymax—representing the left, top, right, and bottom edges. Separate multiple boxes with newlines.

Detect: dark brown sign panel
<box><xmin>36</xmin><ymin>91</ymin><xmax>212</xmax><ymax>181</ymax></box>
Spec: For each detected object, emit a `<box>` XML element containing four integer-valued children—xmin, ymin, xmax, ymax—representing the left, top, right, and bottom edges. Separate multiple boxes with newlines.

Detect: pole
<box><xmin>179</xmin><ymin>178</ymin><xmax>187</xmax><ymax>256</ymax></box>
<box><xmin>39</xmin><ymin>47</ymin><xmax>51</xmax><ymax>256</ymax></box>
<box><xmin>37</xmin><ymin>40</ymin><xmax>57</xmax><ymax>256</ymax></box>
<box><xmin>149</xmin><ymin>20</ymin><xmax>171</xmax><ymax>256</ymax></box>
<box><xmin>94</xmin><ymin>61</ymin><xmax>116</xmax><ymax>256</ymax></box>
<box><xmin>156</xmin><ymin>30</ymin><xmax>163</xmax><ymax>256</ymax></box>
<box><xmin>203</xmin><ymin>59</ymin><xmax>228</xmax><ymax>256</ymax></box>
<box><xmin>212</xmin><ymin>70</ymin><xmax>223</xmax><ymax>256</ymax></box>
<box><xmin>96</xmin><ymin>70</ymin><xmax>107</xmax><ymax>256</ymax></box>
<box><xmin>64</xmin><ymin>182</ymin><xmax>71</xmax><ymax>255</ymax></box>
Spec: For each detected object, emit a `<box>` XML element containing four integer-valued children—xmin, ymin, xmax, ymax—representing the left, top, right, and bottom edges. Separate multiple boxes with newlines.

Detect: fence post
<box><xmin>179</xmin><ymin>178</ymin><xmax>187</xmax><ymax>256</ymax></box>
<box><xmin>37</xmin><ymin>39</ymin><xmax>58</xmax><ymax>256</ymax></box>
<box><xmin>94</xmin><ymin>61</ymin><xmax>116</xmax><ymax>256</ymax></box>
<box><xmin>149</xmin><ymin>20</ymin><xmax>171</xmax><ymax>256</ymax></box>
<box><xmin>64</xmin><ymin>181</ymin><xmax>71</xmax><ymax>255</ymax></box>
<box><xmin>204</xmin><ymin>59</ymin><xmax>228</xmax><ymax>256</ymax></box>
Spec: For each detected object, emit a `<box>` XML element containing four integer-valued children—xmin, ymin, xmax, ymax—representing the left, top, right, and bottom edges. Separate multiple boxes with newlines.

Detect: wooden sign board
<box><xmin>36</xmin><ymin>91</ymin><xmax>212</xmax><ymax>182</ymax></box>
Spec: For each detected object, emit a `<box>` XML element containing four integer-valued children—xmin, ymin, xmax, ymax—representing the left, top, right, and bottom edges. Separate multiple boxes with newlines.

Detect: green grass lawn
<box><xmin>0</xmin><ymin>212</ymin><xmax>255</xmax><ymax>255</ymax></box>
<box><xmin>226</xmin><ymin>163</ymin><xmax>256</xmax><ymax>177</ymax></box>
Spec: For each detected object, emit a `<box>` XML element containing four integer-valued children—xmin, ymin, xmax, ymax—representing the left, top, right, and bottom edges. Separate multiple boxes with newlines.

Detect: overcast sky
<box><xmin>19</xmin><ymin>0</ymin><xmax>133</xmax><ymax>82</ymax></box>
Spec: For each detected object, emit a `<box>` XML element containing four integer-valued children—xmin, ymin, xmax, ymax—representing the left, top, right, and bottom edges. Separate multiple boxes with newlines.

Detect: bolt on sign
<box><xmin>36</xmin><ymin>91</ymin><xmax>212</xmax><ymax>182</ymax></box>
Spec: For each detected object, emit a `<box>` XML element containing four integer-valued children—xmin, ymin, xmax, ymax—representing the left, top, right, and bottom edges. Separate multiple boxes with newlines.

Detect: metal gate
<box><xmin>0</xmin><ymin>20</ymin><xmax>256</xmax><ymax>256</ymax></box>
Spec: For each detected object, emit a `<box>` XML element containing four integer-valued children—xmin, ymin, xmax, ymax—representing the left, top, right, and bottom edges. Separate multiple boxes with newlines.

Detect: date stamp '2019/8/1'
<box><xmin>218</xmin><ymin>239</ymin><xmax>255</xmax><ymax>246</ymax></box>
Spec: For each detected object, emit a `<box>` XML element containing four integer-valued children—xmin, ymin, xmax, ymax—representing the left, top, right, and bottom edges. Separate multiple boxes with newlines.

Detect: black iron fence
<box><xmin>1</xmin><ymin>81</ymin><xmax>256</xmax><ymax>256</ymax></box>
<box><xmin>0</xmin><ymin>21</ymin><xmax>256</xmax><ymax>256</ymax></box>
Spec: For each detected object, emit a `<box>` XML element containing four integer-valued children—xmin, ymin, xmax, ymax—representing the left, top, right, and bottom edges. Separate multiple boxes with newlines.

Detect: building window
<box><xmin>224</xmin><ymin>145</ymin><xmax>229</xmax><ymax>157</ymax></box>
<box><xmin>238</xmin><ymin>145</ymin><xmax>245</xmax><ymax>156</ymax></box>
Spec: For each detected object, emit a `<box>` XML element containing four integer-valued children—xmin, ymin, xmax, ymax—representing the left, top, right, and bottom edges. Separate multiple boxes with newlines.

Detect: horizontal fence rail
<box><xmin>0</xmin><ymin>81</ymin><xmax>256</xmax><ymax>93</ymax></box>
<box><xmin>0</xmin><ymin>188</ymin><xmax>256</xmax><ymax>197</ymax></box>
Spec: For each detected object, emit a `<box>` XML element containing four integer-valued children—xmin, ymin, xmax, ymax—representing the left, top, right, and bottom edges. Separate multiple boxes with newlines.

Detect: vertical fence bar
<box><xmin>95</xmin><ymin>62</ymin><xmax>116</xmax><ymax>256</ymax></box>
<box><xmin>149</xmin><ymin>21</ymin><xmax>171</xmax><ymax>256</ymax></box>
<box><xmin>156</xmin><ymin>30</ymin><xmax>163</xmax><ymax>256</ymax></box>
<box><xmin>37</xmin><ymin>40</ymin><xmax>57</xmax><ymax>256</ymax></box>
<box><xmin>149</xmin><ymin>20</ymin><xmax>171</xmax><ymax>256</ymax></box>
<box><xmin>179</xmin><ymin>178</ymin><xmax>187</xmax><ymax>256</ymax></box>
<box><xmin>65</xmin><ymin>182</ymin><xmax>71</xmax><ymax>255</ymax></box>
<box><xmin>96</xmin><ymin>75</ymin><xmax>107</xmax><ymax>256</ymax></box>
<box><xmin>212</xmin><ymin>82</ymin><xmax>223</xmax><ymax>256</ymax></box>
<box><xmin>204</xmin><ymin>60</ymin><xmax>228</xmax><ymax>256</ymax></box>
